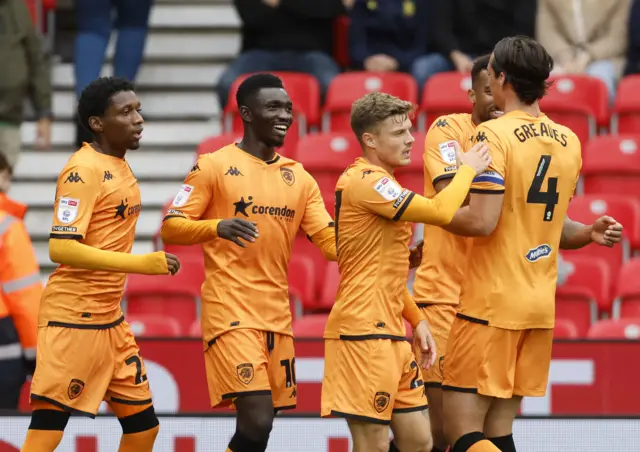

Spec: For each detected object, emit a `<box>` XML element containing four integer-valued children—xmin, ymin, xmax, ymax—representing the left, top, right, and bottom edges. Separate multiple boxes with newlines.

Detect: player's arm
<box><xmin>161</xmin><ymin>157</ymin><xmax>258</xmax><ymax>248</ymax></box>
<box><xmin>443</xmin><ymin>127</ymin><xmax>506</xmax><ymax>237</ymax></box>
<box><xmin>560</xmin><ymin>215</ymin><xmax>623</xmax><ymax>249</ymax></box>
<box><xmin>49</xmin><ymin>165</ymin><xmax>174</xmax><ymax>275</ymax></box>
<box><xmin>301</xmin><ymin>174</ymin><xmax>337</xmax><ymax>261</ymax></box>
<box><xmin>403</xmin><ymin>288</ymin><xmax>437</xmax><ymax>369</ymax></box>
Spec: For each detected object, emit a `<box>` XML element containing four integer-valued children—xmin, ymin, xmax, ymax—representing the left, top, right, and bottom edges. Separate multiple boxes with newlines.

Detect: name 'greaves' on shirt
<box><xmin>513</xmin><ymin>122</ymin><xmax>568</xmax><ymax>147</ymax></box>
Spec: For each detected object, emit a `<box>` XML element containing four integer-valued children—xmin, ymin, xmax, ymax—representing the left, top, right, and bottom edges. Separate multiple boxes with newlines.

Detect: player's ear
<box><xmin>239</xmin><ymin>105</ymin><xmax>252</xmax><ymax>123</ymax></box>
<box><xmin>468</xmin><ymin>88</ymin><xmax>476</xmax><ymax>105</ymax></box>
<box><xmin>88</xmin><ymin>116</ymin><xmax>103</xmax><ymax>134</ymax></box>
<box><xmin>362</xmin><ymin>132</ymin><xmax>376</xmax><ymax>149</ymax></box>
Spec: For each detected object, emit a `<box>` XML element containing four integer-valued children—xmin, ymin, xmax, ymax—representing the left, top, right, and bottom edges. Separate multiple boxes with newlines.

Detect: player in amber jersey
<box><xmin>438</xmin><ymin>37</ymin><xmax>620</xmax><ymax>452</ymax></box>
<box><xmin>161</xmin><ymin>74</ymin><xmax>337</xmax><ymax>452</ymax></box>
<box><xmin>412</xmin><ymin>54</ymin><xmax>502</xmax><ymax>452</ymax></box>
<box><xmin>22</xmin><ymin>78</ymin><xmax>180</xmax><ymax>452</ymax></box>
<box><xmin>320</xmin><ymin>92</ymin><xmax>491</xmax><ymax>452</ymax></box>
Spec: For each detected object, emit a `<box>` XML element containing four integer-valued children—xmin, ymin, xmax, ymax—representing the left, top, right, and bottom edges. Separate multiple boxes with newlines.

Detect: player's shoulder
<box><xmin>58</xmin><ymin>146</ymin><xmax>101</xmax><ymax>181</ymax></box>
<box><xmin>338</xmin><ymin>159</ymin><xmax>390</xmax><ymax>191</ymax></box>
<box><xmin>428</xmin><ymin>113</ymin><xmax>472</xmax><ymax>135</ymax></box>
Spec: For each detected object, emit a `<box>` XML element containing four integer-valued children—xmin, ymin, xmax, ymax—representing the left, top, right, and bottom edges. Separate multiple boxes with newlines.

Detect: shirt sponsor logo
<box><xmin>172</xmin><ymin>184</ymin><xmax>194</xmax><ymax>207</ymax></box>
<box><xmin>373</xmin><ymin>177</ymin><xmax>402</xmax><ymax>201</ymax></box>
<box><xmin>438</xmin><ymin>140</ymin><xmax>457</xmax><ymax>164</ymax></box>
<box><xmin>525</xmin><ymin>244</ymin><xmax>553</xmax><ymax>262</ymax></box>
<box><xmin>57</xmin><ymin>197</ymin><xmax>79</xmax><ymax>223</ymax></box>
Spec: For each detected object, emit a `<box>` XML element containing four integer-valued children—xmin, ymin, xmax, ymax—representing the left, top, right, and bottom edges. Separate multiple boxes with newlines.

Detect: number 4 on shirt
<box><xmin>527</xmin><ymin>155</ymin><xmax>559</xmax><ymax>222</ymax></box>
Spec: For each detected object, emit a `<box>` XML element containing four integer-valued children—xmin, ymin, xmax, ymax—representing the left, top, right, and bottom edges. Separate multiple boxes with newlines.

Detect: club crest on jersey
<box><xmin>172</xmin><ymin>184</ymin><xmax>194</xmax><ymax>207</ymax></box>
<box><xmin>280</xmin><ymin>167</ymin><xmax>295</xmax><ymax>186</ymax></box>
<box><xmin>373</xmin><ymin>177</ymin><xmax>402</xmax><ymax>201</ymax></box>
<box><xmin>525</xmin><ymin>244</ymin><xmax>552</xmax><ymax>262</ymax></box>
<box><xmin>374</xmin><ymin>391</ymin><xmax>391</xmax><ymax>413</ymax></box>
<box><xmin>57</xmin><ymin>197</ymin><xmax>79</xmax><ymax>223</ymax></box>
<box><xmin>237</xmin><ymin>363</ymin><xmax>254</xmax><ymax>385</ymax></box>
<box><xmin>68</xmin><ymin>379</ymin><xmax>85</xmax><ymax>399</ymax></box>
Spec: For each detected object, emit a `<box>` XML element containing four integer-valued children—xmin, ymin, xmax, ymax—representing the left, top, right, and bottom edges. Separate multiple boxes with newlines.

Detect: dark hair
<box><xmin>0</xmin><ymin>152</ymin><xmax>12</xmax><ymax>176</ymax></box>
<box><xmin>236</xmin><ymin>73</ymin><xmax>284</xmax><ymax>109</ymax></box>
<box><xmin>77</xmin><ymin>77</ymin><xmax>136</xmax><ymax>134</ymax></box>
<box><xmin>471</xmin><ymin>54</ymin><xmax>491</xmax><ymax>87</ymax></box>
<box><xmin>491</xmin><ymin>36</ymin><xmax>554</xmax><ymax>105</ymax></box>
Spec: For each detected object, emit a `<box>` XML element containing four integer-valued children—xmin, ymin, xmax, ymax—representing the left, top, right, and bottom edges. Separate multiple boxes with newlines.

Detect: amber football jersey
<box><xmin>166</xmin><ymin>145</ymin><xmax>333</xmax><ymax>340</ymax></box>
<box><xmin>40</xmin><ymin>144</ymin><xmax>142</xmax><ymax>326</ymax></box>
<box><xmin>413</xmin><ymin>114</ymin><xmax>475</xmax><ymax>306</ymax></box>
<box><xmin>460</xmin><ymin>111</ymin><xmax>582</xmax><ymax>329</ymax></box>
<box><xmin>324</xmin><ymin>158</ymin><xmax>415</xmax><ymax>340</ymax></box>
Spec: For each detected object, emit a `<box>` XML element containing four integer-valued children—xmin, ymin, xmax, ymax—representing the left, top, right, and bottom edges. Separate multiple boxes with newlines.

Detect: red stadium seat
<box><xmin>563</xmin><ymin>195</ymin><xmax>640</xmax><ymax>276</ymax></box>
<box><xmin>189</xmin><ymin>319</ymin><xmax>202</xmax><ymax>338</ymax></box>
<box><xmin>288</xmin><ymin>254</ymin><xmax>317</xmax><ymax>309</ymax></box>
<box><xmin>323</xmin><ymin>72</ymin><xmax>418</xmax><ymax>132</ymax></box>
<box><xmin>292</xmin><ymin>233</ymin><xmax>329</xmax><ymax>307</ymax></box>
<box><xmin>539</xmin><ymin>75</ymin><xmax>608</xmax><ymax>144</ymax></box>
<box><xmin>581</xmin><ymin>135</ymin><xmax>640</xmax><ymax>199</ymax></box>
<box><xmin>126</xmin><ymin>314</ymin><xmax>182</xmax><ymax>337</ymax></box>
<box><xmin>587</xmin><ymin>318</ymin><xmax>640</xmax><ymax>339</ymax></box>
<box><xmin>611</xmin><ymin>75</ymin><xmax>640</xmax><ymax>133</ymax></box>
<box><xmin>292</xmin><ymin>314</ymin><xmax>329</xmax><ymax>338</ymax></box>
<box><xmin>196</xmin><ymin>134</ymin><xmax>242</xmax><ymax>157</ymax></box>
<box><xmin>553</xmin><ymin>318</ymin><xmax>579</xmax><ymax>339</ymax></box>
<box><xmin>612</xmin><ymin>258</ymin><xmax>640</xmax><ymax>319</ymax></box>
<box><xmin>395</xmin><ymin>131</ymin><xmax>425</xmax><ymax>194</ymax></box>
<box><xmin>318</xmin><ymin>262</ymin><xmax>340</xmax><ymax>310</ymax></box>
<box><xmin>124</xmin><ymin>256</ymin><xmax>204</xmax><ymax>332</ymax></box>
<box><xmin>294</xmin><ymin>133</ymin><xmax>360</xmax><ymax>213</ymax></box>
<box><xmin>418</xmin><ymin>72</ymin><xmax>473</xmax><ymax>130</ymax></box>
<box><xmin>556</xmin><ymin>255</ymin><xmax>611</xmax><ymax>335</ymax></box>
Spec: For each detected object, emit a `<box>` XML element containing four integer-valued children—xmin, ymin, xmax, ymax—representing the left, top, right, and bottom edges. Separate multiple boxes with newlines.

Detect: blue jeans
<box><xmin>411</xmin><ymin>53</ymin><xmax>454</xmax><ymax>94</ymax></box>
<box><xmin>74</xmin><ymin>0</ymin><xmax>154</xmax><ymax>96</ymax></box>
<box><xmin>216</xmin><ymin>50</ymin><xmax>340</xmax><ymax>107</ymax></box>
<box><xmin>585</xmin><ymin>59</ymin><xmax>618</xmax><ymax>103</ymax></box>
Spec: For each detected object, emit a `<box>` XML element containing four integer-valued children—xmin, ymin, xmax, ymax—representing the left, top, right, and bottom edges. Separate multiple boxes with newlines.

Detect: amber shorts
<box><xmin>416</xmin><ymin>304</ymin><xmax>457</xmax><ymax>387</ymax></box>
<box><xmin>442</xmin><ymin>314</ymin><xmax>553</xmax><ymax>398</ymax></box>
<box><xmin>30</xmin><ymin>317</ymin><xmax>152</xmax><ymax>417</ymax></box>
<box><xmin>204</xmin><ymin>329</ymin><xmax>297</xmax><ymax>410</ymax></box>
<box><xmin>321</xmin><ymin>338</ymin><xmax>428</xmax><ymax>425</ymax></box>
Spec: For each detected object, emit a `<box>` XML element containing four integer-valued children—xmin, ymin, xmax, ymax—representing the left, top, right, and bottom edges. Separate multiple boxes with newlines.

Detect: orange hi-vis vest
<box><xmin>0</xmin><ymin>195</ymin><xmax>41</xmax><ymax>363</ymax></box>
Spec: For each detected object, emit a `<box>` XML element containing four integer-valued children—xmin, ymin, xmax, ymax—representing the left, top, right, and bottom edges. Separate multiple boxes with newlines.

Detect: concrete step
<box><xmin>21</xmin><ymin>119</ymin><xmax>221</xmax><ymax>147</ymax></box>
<box><xmin>33</xmin><ymin>240</ymin><xmax>155</xmax><ymax>270</ymax></box>
<box><xmin>15</xmin><ymin>150</ymin><xmax>196</xmax><ymax>180</ymax></box>
<box><xmin>10</xmin><ymin>180</ymin><xmax>180</xmax><ymax>208</ymax></box>
<box><xmin>43</xmin><ymin>90</ymin><xmax>219</xmax><ymax>121</ymax></box>
<box><xmin>25</xmin><ymin>208</ymin><xmax>163</xmax><ymax>240</ymax></box>
<box><xmin>53</xmin><ymin>62</ymin><xmax>227</xmax><ymax>89</ymax></box>
<box><xmin>150</xmin><ymin>3</ymin><xmax>239</xmax><ymax>28</ymax></box>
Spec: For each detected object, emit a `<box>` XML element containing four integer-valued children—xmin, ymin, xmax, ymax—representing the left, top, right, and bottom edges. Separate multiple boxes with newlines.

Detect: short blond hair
<box><xmin>350</xmin><ymin>92</ymin><xmax>414</xmax><ymax>143</ymax></box>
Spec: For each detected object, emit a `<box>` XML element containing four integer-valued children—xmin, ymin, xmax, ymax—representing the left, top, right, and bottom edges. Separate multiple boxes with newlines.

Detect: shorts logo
<box><xmin>280</xmin><ymin>167</ymin><xmax>295</xmax><ymax>186</ymax></box>
<box><xmin>374</xmin><ymin>391</ymin><xmax>391</xmax><ymax>413</ymax></box>
<box><xmin>525</xmin><ymin>244</ymin><xmax>552</xmax><ymax>262</ymax></box>
<box><xmin>237</xmin><ymin>363</ymin><xmax>254</xmax><ymax>385</ymax></box>
<box><xmin>68</xmin><ymin>379</ymin><xmax>85</xmax><ymax>399</ymax></box>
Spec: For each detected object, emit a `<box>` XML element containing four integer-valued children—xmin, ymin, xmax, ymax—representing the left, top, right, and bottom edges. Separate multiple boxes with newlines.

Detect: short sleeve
<box><xmin>352</xmin><ymin>172</ymin><xmax>415</xmax><ymax>221</ymax></box>
<box><xmin>164</xmin><ymin>156</ymin><xmax>215</xmax><ymax>221</ymax></box>
<box><xmin>424</xmin><ymin>118</ymin><xmax>462</xmax><ymax>185</ymax></box>
<box><xmin>300</xmin><ymin>174</ymin><xmax>334</xmax><ymax>238</ymax></box>
<box><xmin>50</xmin><ymin>165</ymin><xmax>101</xmax><ymax>239</ymax></box>
<box><xmin>468</xmin><ymin>124</ymin><xmax>507</xmax><ymax>194</ymax></box>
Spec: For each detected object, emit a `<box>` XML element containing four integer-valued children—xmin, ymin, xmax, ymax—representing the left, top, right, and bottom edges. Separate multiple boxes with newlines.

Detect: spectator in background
<box><xmin>348</xmin><ymin>0</ymin><xmax>429</xmax><ymax>81</ymax></box>
<box><xmin>74</xmin><ymin>0</ymin><xmax>154</xmax><ymax>147</ymax></box>
<box><xmin>537</xmin><ymin>0</ymin><xmax>631</xmax><ymax>102</ymax></box>
<box><xmin>412</xmin><ymin>0</ymin><xmax>536</xmax><ymax>90</ymax></box>
<box><xmin>624</xmin><ymin>0</ymin><xmax>640</xmax><ymax>75</ymax></box>
<box><xmin>0</xmin><ymin>0</ymin><xmax>52</xmax><ymax>168</ymax></box>
<box><xmin>216</xmin><ymin>0</ymin><xmax>348</xmax><ymax>107</ymax></box>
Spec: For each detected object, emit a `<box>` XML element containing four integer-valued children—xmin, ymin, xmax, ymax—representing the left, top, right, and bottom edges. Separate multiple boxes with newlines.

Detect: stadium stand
<box><xmin>611</xmin><ymin>75</ymin><xmax>640</xmax><ymax>134</ymax></box>
<box><xmin>418</xmin><ymin>72</ymin><xmax>473</xmax><ymax>130</ymax></box>
<box><xmin>612</xmin><ymin>258</ymin><xmax>640</xmax><ymax>319</ymax></box>
<box><xmin>588</xmin><ymin>317</ymin><xmax>640</xmax><ymax>339</ymax></box>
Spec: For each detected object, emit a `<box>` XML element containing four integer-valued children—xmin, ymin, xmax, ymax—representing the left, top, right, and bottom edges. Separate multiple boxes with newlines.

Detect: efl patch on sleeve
<box><xmin>438</xmin><ymin>141</ymin><xmax>458</xmax><ymax>164</ymax></box>
<box><xmin>172</xmin><ymin>184</ymin><xmax>194</xmax><ymax>207</ymax></box>
<box><xmin>373</xmin><ymin>177</ymin><xmax>402</xmax><ymax>201</ymax></box>
<box><xmin>57</xmin><ymin>197</ymin><xmax>80</xmax><ymax>223</ymax></box>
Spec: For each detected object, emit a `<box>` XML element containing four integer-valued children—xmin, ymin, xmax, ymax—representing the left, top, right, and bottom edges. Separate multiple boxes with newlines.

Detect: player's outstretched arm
<box><xmin>309</xmin><ymin>227</ymin><xmax>337</xmax><ymax>261</ymax></box>
<box><xmin>301</xmin><ymin>175</ymin><xmax>336</xmax><ymax>260</ymax></box>
<box><xmin>560</xmin><ymin>215</ymin><xmax>623</xmax><ymax>250</ymax></box>
<box><xmin>49</xmin><ymin>239</ymin><xmax>179</xmax><ymax>275</ymax></box>
<box><xmin>161</xmin><ymin>217</ymin><xmax>258</xmax><ymax>248</ymax></box>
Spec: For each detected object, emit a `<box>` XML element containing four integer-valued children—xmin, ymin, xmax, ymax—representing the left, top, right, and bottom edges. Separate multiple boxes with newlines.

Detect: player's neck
<box><xmin>363</xmin><ymin>152</ymin><xmax>395</xmax><ymax>175</ymax></box>
<box><xmin>237</xmin><ymin>138</ymin><xmax>276</xmax><ymax>162</ymax></box>
<box><xmin>503</xmin><ymin>97</ymin><xmax>541</xmax><ymax>118</ymax></box>
<box><xmin>91</xmin><ymin>141</ymin><xmax>127</xmax><ymax>159</ymax></box>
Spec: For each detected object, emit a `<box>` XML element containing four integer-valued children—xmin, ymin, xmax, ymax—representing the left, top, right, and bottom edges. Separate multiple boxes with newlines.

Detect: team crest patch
<box><xmin>374</xmin><ymin>391</ymin><xmax>391</xmax><ymax>413</ymax></box>
<box><xmin>237</xmin><ymin>363</ymin><xmax>254</xmax><ymax>385</ymax></box>
<box><xmin>68</xmin><ymin>379</ymin><xmax>85</xmax><ymax>399</ymax></box>
<box><xmin>280</xmin><ymin>167</ymin><xmax>295</xmax><ymax>186</ymax></box>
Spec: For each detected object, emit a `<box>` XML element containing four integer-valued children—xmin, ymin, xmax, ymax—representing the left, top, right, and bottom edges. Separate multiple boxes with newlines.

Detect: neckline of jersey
<box><xmin>232</xmin><ymin>144</ymin><xmax>281</xmax><ymax>165</ymax></box>
<box><xmin>81</xmin><ymin>143</ymin><xmax>128</xmax><ymax>164</ymax></box>
<box><xmin>503</xmin><ymin>110</ymin><xmax>548</xmax><ymax>120</ymax></box>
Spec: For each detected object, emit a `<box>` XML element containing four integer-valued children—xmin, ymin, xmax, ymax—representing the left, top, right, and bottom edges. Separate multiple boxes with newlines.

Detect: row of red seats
<box><xmin>221</xmin><ymin>71</ymin><xmax>640</xmax><ymax>151</ymax></box>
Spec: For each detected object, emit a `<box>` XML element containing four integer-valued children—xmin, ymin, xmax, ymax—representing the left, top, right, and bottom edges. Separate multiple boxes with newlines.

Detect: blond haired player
<box><xmin>320</xmin><ymin>92</ymin><xmax>491</xmax><ymax>452</ymax></box>
<box><xmin>438</xmin><ymin>36</ymin><xmax>622</xmax><ymax>452</ymax></box>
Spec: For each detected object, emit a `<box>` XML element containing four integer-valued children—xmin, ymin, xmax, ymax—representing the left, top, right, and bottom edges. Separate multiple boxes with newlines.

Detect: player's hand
<box><xmin>262</xmin><ymin>0</ymin><xmax>280</xmax><ymax>7</ymax></box>
<box><xmin>450</xmin><ymin>50</ymin><xmax>473</xmax><ymax>73</ymax></box>
<box><xmin>455</xmin><ymin>141</ymin><xmax>491</xmax><ymax>175</ymax></box>
<box><xmin>590</xmin><ymin>216</ymin><xmax>623</xmax><ymax>247</ymax></box>
<box><xmin>217</xmin><ymin>218</ymin><xmax>259</xmax><ymax>248</ymax></box>
<box><xmin>36</xmin><ymin>117</ymin><xmax>52</xmax><ymax>150</ymax></box>
<box><xmin>165</xmin><ymin>253</ymin><xmax>180</xmax><ymax>275</ymax></box>
<box><xmin>414</xmin><ymin>320</ymin><xmax>437</xmax><ymax>370</ymax></box>
<box><xmin>409</xmin><ymin>240</ymin><xmax>423</xmax><ymax>269</ymax></box>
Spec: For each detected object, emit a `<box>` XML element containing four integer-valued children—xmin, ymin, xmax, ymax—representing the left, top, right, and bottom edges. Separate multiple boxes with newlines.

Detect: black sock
<box><xmin>389</xmin><ymin>440</ymin><xmax>400</xmax><ymax>451</ymax></box>
<box><xmin>228</xmin><ymin>431</ymin><xmax>268</xmax><ymax>452</ymax></box>
<box><xmin>452</xmin><ymin>431</ymin><xmax>485</xmax><ymax>452</ymax></box>
<box><xmin>432</xmin><ymin>448</ymin><xmax>447</xmax><ymax>452</ymax></box>
<box><xmin>489</xmin><ymin>434</ymin><xmax>516</xmax><ymax>452</ymax></box>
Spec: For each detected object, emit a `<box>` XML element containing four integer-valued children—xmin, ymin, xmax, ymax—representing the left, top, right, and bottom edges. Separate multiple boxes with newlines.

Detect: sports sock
<box><xmin>453</xmin><ymin>432</ymin><xmax>500</xmax><ymax>452</ymax></box>
<box><xmin>468</xmin><ymin>441</ymin><xmax>501</xmax><ymax>452</ymax></box>
<box><xmin>389</xmin><ymin>440</ymin><xmax>401</xmax><ymax>451</ymax></box>
<box><xmin>489</xmin><ymin>434</ymin><xmax>516</xmax><ymax>452</ymax></box>
<box><xmin>118</xmin><ymin>425</ymin><xmax>159</xmax><ymax>452</ymax></box>
<box><xmin>227</xmin><ymin>431</ymin><xmax>268</xmax><ymax>452</ymax></box>
<box><xmin>20</xmin><ymin>430</ymin><xmax>64</xmax><ymax>452</ymax></box>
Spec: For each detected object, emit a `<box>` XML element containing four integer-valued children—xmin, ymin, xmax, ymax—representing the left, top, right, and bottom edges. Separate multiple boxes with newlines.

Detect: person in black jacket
<box><xmin>624</xmin><ymin>0</ymin><xmax>640</xmax><ymax>75</ymax></box>
<box><xmin>216</xmin><ymin>0</ymin><xmax>347</xmax><ymax>107</ymax></box>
